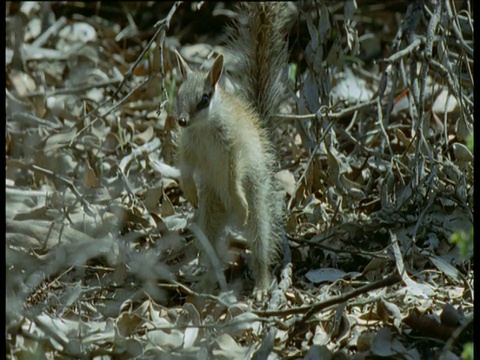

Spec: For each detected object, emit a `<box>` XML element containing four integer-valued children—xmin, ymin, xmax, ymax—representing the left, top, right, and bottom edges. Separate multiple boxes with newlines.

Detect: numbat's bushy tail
<box><xmin>226</xmin><ymin>2</ymin><xmax>290</xmax><ymax>127</ymax></box>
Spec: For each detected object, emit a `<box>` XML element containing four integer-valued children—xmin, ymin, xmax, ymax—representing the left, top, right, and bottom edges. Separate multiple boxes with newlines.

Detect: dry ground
<box><xmin>6</xmin><ymin>2</ymin><xmax>473</xmax><ymax>359</ymax></box>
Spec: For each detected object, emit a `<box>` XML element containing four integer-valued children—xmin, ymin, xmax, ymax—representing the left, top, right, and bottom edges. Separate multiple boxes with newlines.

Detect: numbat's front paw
<box><xmin>253</xmin><ymin>287</ymin><xmax>268</xmax><ymax>302</ymax></box>
<box><xmin>182</xmin><ymin>179</ymin><xmax>198</xmax><ymax>207</ymax></box>
<box><xmin>234</xmin><ymin>198</ymin><xmax>249</xmax><ymax>225</ymax></box>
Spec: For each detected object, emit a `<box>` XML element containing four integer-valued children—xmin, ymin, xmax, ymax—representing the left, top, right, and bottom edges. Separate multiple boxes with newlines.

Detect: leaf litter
<box><xmin>5</xmin><ymin>2</ymin><xmax>473</xmax><ymax>359</ymax></box>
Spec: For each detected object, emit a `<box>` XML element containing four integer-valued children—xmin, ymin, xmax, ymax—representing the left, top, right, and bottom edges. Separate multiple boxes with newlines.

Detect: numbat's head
<box><xmin>174</xmin><ymin>51</ymin><xmax>224</xmax><ymax>127</ymax></box>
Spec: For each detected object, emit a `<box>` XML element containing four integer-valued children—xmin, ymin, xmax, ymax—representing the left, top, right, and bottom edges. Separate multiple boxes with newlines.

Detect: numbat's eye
<box><xmin>197</xmin><ymin>93</ymin><xmax>210</xmax><ymax>110</ymax></box>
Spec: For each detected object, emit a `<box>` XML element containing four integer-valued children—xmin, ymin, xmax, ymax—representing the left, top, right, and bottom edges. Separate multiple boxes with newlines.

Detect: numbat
<box><xmin>174</xmin><ymin>3</ymin><xmax>290</xmax><ymax>299</ymax></box>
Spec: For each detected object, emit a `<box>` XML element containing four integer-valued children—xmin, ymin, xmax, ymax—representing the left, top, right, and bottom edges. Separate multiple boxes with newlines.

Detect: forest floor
<box><xmin>6</xmin><ymin>2</ymin><xmax>473</xmax><ymax>359</ymax></box>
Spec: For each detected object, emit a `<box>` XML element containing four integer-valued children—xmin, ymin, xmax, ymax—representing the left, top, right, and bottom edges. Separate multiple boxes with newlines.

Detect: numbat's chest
<box><xmin>185</xmin><ymin>126</ymin><xmax>233</xmax><ymax>188</ymax></box>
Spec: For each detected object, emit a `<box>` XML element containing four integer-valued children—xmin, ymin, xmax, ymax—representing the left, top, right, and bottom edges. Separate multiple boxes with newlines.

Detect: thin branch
<box><xmin>275</xmin><ymin>99</ymin><xmax>377</xmax><ymax>122</ymax></box>
<box><xmin>31</xmin><ymin>165</ymin><xmax>91</xmax><ymax>212</ymax></box>
<box><xmin>385</xmin><ymin>38</ymin><xmax>422</xmax><ymax>63</ymax></box>
<box><xmin>256</xmin><ymin>273</ymin><xmax>402</xmax><ymax>319</ymax></box>
<box><xmin>25</xmin><ymin>78</ymin><xmax>121</xmax><ymax>98</ymax></box>
<box><xmin>444</xmin><ymin>0</ymin><xmax>473</xmax><ymax>56</ymax></box>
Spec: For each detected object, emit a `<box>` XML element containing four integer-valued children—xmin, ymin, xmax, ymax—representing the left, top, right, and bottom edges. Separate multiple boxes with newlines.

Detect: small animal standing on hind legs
<box><xmin>174</xmin><ymin>2</ymin><xmax>291</xmax><ymax>300</ymax></box>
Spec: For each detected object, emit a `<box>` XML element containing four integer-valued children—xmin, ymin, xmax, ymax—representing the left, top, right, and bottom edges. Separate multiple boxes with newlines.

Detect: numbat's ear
<box><xmin>208</xmin><ymin>54</ymin><xmax>224</xmax><ymax>88</ymax></box>
<box><xmin>175</xmin><ymin>49</ymin><xmax>192</xmax><ymax>78</ymax></box>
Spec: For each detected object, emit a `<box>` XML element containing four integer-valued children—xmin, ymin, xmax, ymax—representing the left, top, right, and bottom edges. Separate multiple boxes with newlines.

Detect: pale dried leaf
<box><xmin>305</xmin><ymin>268</ymin><xmax>348</xmax><ymax>284</ymax></box>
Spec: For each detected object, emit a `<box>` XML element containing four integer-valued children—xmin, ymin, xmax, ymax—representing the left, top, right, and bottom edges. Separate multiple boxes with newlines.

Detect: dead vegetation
<box><xmin>6</xmin><ymin>1</ymin><xmax>473</xmax><ymax>359</ymax></box>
